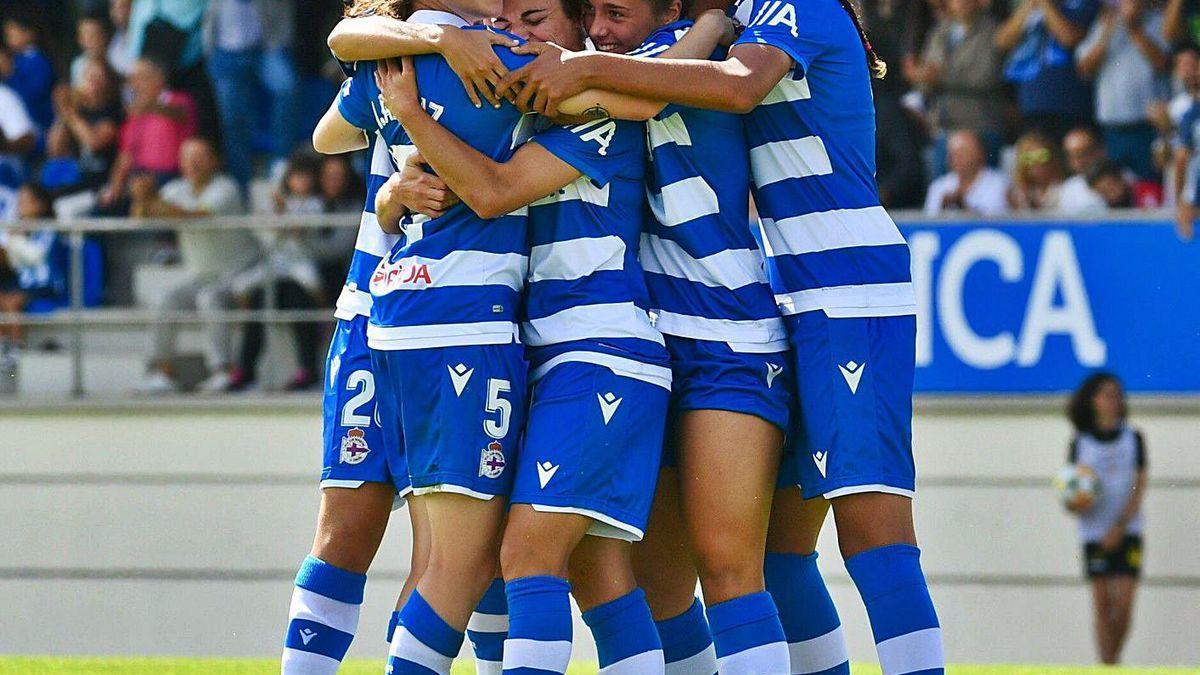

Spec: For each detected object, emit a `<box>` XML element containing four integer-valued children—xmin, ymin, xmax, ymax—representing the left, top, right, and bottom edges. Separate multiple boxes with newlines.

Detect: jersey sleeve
<box><xmin>531</xmin><ymin>119</ymin><xmax>636</xmax><ymax>186</ymax></box>
<box><xmin>734</xmin><ymin>0</ymin><xmax>823</xmax><ymax>75</ymax></box>
<box><xmin>336</xmin><ymin>63</ymin><xmax>378</xmax><ymax>132</ymax></box>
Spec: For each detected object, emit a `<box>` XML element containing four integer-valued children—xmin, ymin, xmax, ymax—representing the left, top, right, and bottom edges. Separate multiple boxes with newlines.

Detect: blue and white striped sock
<box><xmin>503</xmin><ymin>576</ymin><xmax>573</xmax><ymax>674</ymax></box>
<box><xmin>845</xmin><ymin>544</ymin><xmax>944</xmax><ymax>675</ymax></box>
<box><xmin>706</xmin><ymin>591</ymin><xmax>789</xmax><ymax>674</ymax></box>
<box><xmin>765</xmin><ymin>552</ymin><xmax>849</xmax><ymax>674</ymax></box>
<box><xmin>281</xmin><ymin>555</ymin><xmax>365</xmax><ymax>674</ymax></box>
<box><xmin>582</xmin><ymin>588</ymin><xmax>665</xmax><ymax>674</ymax></box>
<box><xmin>387</xmin><ymin>590</ymin><xmax>464</xmax><ymax>674</ymax></box>
<box><xmin>655</xmin><ymin>598</ymin><xmax>717</xmax><ymax>675</ymax></box>
<box><xmin>468</xmin><ymin>578</ymin><xmax>509</xmax><ymax>675</ymax></box>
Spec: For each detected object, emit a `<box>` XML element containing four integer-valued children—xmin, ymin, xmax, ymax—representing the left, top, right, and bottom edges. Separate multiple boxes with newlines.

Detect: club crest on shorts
<box><xmin>339</xmin><ymin>428</ymin><xmax>370</xmax><ymax>465</ymax></box>
<box><xmin>479</xmin><ymin>441</ymin><xmax>506</xmax><ymax>478</ymax></box>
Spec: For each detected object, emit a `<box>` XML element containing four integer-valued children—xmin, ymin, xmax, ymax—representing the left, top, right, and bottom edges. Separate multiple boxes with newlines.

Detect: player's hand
<box><xmin>377</xmin><ymin>152</ymin><xmax>460</xmax><ymax>225</ymax></box>
<box><xmin>375</xmin><ymin>57</ymin><xmax>422</xmax><ymax>121</ymax></box>
<box><xmin>496</xmin><ymin>42</ymin><xmax>590</xmax><ymax>117</ymax></box>
<box><xmin>1100</xmin><ymin>526</ymin><xmax>1125</xmax><ymax>552</ymax></box>
<box><xmin>438</xmin><ymin>28</ymin><xmax>518</xmax><ymax>109</ymax></box>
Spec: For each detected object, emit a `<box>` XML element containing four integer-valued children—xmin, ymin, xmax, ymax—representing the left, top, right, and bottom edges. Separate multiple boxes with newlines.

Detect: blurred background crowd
<box><xmin>0</xmin><ymin>0</ymin><xmax>1198</xmax><ymax>394</ymax></box>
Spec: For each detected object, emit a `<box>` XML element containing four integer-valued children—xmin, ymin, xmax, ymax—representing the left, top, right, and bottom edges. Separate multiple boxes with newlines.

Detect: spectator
<box><xmin>1150</xmin><ymin>47</ymin><xmax>1200</xmax><ymax>205</ymax></box>
<box><xmin>205</xmin><ymin>0</ymin><xmax>301</xmax><ymax>185</ymax></box>
<box><xmin>70</xmin><ymin>14</ymin><xmax>114</xmax><ymax>88</ymax></box>
<box><xmin>997</xmin><ymin>0</ymin><xmax>1100</xmax><ymax>140</ymax></box>
<box><xmin>313</xmin><ymin>154</ymin><xmax>363</xmax><ymax>296</ymax></box>
<box><xmin>0</xmin><ymin>184</ymin><xmax>66</xmax><ymax>346</ymax></box>
<box><xmin>99</xmin><ymin>58</ymin><xmax>197</xmax><ymax>210</ymax></box>
<box><xmin>319</xmin><ymin>155</ymin><xmax>363</xmax><ymax>213</ymax></box>
<box><xmin>134</xmin><ymin>137</ymin><xmax>260</xmax><ymax>394</ymax></box>
<box><xmin>906</xmin><ymin>0</ymin><xmax>1006</xmax><ymax>177</ymax></box>
<box><xmin>1076</xmin><ymin>0</ymin><xmax>1170</xmax><ymax>179</ymax></box>
<box><xmin>0</xmin><ymin>81</ymin><xmax>36</xmax><ymax>185</ymax></box>
<box><xmin>108</xmin><ymin>0</ymin><xmax>134</xmax><ymax>76</ymax></box>
<box><xmin>1060</xmin><ymin>126</ymin><xmax>1111</xmax><ymax>212</ymax></box>
<box><xmin>0</xmin><ymin>14</ymin><xmax>55</xmax><ymax>131</ymax></box>
<box><xmin>36</xmin><ymin>124</ymin><xmax>84</xmax><ymax>197</ymax></box>
<box><xmin>55</xmin><ymin>60</ymin><xmax>123</xmax><ymax>191</ymax></box>
<box><xmin>1173</xmin><ymin>95</ymin><xmax>1200</xmax><ymax>238</ymax></box>
<box><xmin>1009</xmin><ymin>130</ymin><xmax>1068</xmax><ymax>210</ymax></box>
<box><xmin>1163</xmin><ymin>0</ymin><xmax>1200</xmax><ymax>48</ymax></box>
<box><xmin>1086</xmin><ymin>158</ymin><xmax>1163</xmax><ymax>208</ymax></box>
<box><xmin>924</xmin><ymin>129</ymin><xmax>1011</xmax><ymax>216</ymax></box>
<box><xmin>228</xmin><ymin>153</ymin><xmax>325</xmax><ymax>392</ymax></box>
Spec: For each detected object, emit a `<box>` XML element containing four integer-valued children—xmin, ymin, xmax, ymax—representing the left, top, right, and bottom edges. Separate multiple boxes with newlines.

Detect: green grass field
<box><xmin>0</xmin><ymin>659</ymin><xmax>1195</xmax><ymax>675</ymax></box>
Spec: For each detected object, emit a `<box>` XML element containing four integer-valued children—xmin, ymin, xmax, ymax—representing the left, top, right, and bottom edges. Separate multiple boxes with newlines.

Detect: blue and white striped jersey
<box><xmin>333</xmin><ymin>136</ymin><xmax>400</xmax><ymax>321</ymax></box>
<box><xmin>734</xmin><ymin>0</ymin><xmax>916</xmax><ymax>319</ymax></box>
<box><xmin>336</xmin><ymin>16</ymin><xmax>537</xmax><ymax>350</ymax></box>
<box><xmin>632</xmin><ymin>21</ymin><xmax>786</xmax><ymax>353</ymax></box>
<box><xmin>522</xmin><ymin>117</ymin><xmax>670</xmax><ymax>389</ymax></box>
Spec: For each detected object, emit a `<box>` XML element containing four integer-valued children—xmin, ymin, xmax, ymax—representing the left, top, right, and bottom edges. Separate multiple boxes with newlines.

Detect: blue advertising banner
<box><xmin>897</xmin><ymin>220</ymin><xmax>1200</xmax><ymax>393</ymax></box>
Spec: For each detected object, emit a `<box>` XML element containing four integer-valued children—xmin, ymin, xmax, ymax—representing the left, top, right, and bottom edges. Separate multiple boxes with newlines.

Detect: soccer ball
<box><xmin>1055</xmin><ymin>465</ymin><xmax>1099</xmax><ymax>511</ymax></box>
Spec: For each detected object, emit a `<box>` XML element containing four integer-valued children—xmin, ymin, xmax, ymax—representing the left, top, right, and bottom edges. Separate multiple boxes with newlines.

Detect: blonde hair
<box><xmin>344</xmin><ymin>0</ymin><xmax>411</xmax><ymax>18</ymax></box>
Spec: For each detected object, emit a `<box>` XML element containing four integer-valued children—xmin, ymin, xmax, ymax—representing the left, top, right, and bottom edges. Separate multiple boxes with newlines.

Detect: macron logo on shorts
<box><xmin>813</xmin><ymin>450</ymin><xmax>828</xmax><ymax>478</ymax></box>
<box><xmin>838</xmin><ymin>360</ymin><xmax>865</xmax><ymax>394</ymax></box>
<box><xmin>448</xmin><ymin>363</ymin><xmax>474</xmax><ymax>396</ymax></box>
<box><xmin>766</xmin><ymin>363</ymin><xmax>783</xmax><ymax>388</ymax></box>
<box><xmin>597</xmin><ymin>392</ymin><xmax>623</xmax><ymax>424</ymax></box>
<box><xmin>537</xmin><ymin>461</ymin><xmax>560</xmax><ymax>488</ymax></box>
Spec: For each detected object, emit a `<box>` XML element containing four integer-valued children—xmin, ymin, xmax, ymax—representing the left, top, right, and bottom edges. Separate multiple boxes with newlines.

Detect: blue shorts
<box><xmin>511</xmin><ymin>361</ymin><xmax>669</xmax><ymax>541</ymax></box>
<box><xmin>321</xmin><ymin>316</ymin><xmax>410</xmax><ymax>497</ymax></box>
<box><xmin>666</xmin><ymin>336</ymin><xmax>791</xmax><ymax>432</ymax></box>
<box><xmin>777</xmin><ymin>312</ymin><xmax>916</xmax><ymax>499</ymax></box>
<box><xmin>371</xmin><ymin>342</ymin><xmax>527</xmax><ymax>500</ymax></box>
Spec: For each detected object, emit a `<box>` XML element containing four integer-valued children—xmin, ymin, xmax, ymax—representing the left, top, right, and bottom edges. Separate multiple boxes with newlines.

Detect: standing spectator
<box><xmin>133</xmin><ymin>137</ymin><xmax>259</xmax><ymax>394</ymax></box>
<box><xmin>0</xmin><ymin>81</ymin><xmax>36</xmax><ymax>185</ymax></box>
<box><xmin>1172</xmin><ymin>95</ymin><xmax>1200</xmax><ymax>237</ymax></box>
<box><xmin>1085</xmin><ymin>159</ymin><xmax>1163</xmax><ymax>208</ymax></box>
<box><xmin>69</xmin><ymin>13</ymin><xmax>114</xmax><ymax>88</ymax></box>
<box><xmin>0</xmin><ymin>14</ymin><xmax>55</xmax><ymax>131</ymax></box>
<box><xmin>1060</xmin><ymin>126</ymin><xmax>1111</xmax><ymax>212</ymax></box>
<box><xmin>906</xmin><ymin>0</ymin><xmax>1006</xmax><ymax>177</ymax></box>
<box><xmin>107</xmin><ymin>0</ymin><xmax>134</xmax><ymax>76</ymax></box>
<box><xmin>924</xmin><ymin>129</ymin><xmax>1011</xmax><ymax>216</ymax></box>
<box><xmin>99</xmin><ymin>58</ymin><xmax>197</xmax><ymax>210</ymax></box>
<box><xmin>1065</xmin><ymin>372</ymin><xmax>1147</xmax><ymax>666</ymax></box>
<box><xmin>55</xmin><ymin>60</ymin><xmax>123</xmax><ymax>191</ymax></box>
<box><xmin>205</xmin><ymin>0</ymin><xmax>301</xmax><ymax>185</ymax></box>
<box><xmin>1150</xmin><ymin>47</ymin><xmax>1200</xmax><ymax>205</ymax></box>
<box><xmin>1009</xmin><ymin>130</ymin><xmax>1068</xmax><ymax>209</ymax></box>
<box><xmin>997</xmin><ymin>0</ymin><xmax>1100</xmax><ymax>140</ymax></box>
<box><xmin>1076</xmin><ymin>0</ymin><xmax>1170</xmax><ymax>179</ymax></box>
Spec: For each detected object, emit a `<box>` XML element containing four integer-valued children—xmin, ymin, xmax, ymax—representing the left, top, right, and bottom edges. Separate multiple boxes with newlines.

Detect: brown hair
<box><xmin>837</xmin><ymin>0</ymin><xmax>886</xmax><ymax>79</ymax></box>
<box><xmin>344</xmin><ymin>0</ymin><xmax>411</xmax><ymax>18</ymax></box>
<box><xmin>1068</xmin><ymin>372</ymin><xmax>1126</xmax><ymax>433</ymax></box>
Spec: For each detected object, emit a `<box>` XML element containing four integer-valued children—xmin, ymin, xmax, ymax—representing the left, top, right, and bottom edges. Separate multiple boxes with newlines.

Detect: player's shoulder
<box><xmin>630</xmin><ymin>19</ymin><xmax>693</xmax><ymax>56</ymax></box>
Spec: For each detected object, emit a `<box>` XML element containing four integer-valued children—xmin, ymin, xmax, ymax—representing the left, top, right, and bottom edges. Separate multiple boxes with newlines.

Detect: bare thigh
<box><xmin>631</xmin><ymin>468</ymin><xmax>699</xmax><ymax>620</ymax></box>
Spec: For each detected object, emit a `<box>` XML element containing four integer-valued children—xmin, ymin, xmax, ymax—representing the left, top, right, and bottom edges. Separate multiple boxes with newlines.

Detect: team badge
<box><xmin>479</xmin><ymin>441</ymin><xmax>506</xmax><ymax>478</ymax></box>
<box><xmin>339</xmin><ymin>428</ymin><xmax>370</xmax><ymax>465</ymax></box>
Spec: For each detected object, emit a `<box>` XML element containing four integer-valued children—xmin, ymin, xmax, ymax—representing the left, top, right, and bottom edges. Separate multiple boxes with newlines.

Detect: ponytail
<box><xmin>837</xmin><ymin>0</ymin><xmax>886</xmax><ymax>80</ymax></box>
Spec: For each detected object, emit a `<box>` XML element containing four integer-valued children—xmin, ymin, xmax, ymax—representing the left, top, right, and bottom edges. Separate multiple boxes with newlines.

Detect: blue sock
<box><xmin>281</xmin><ymin>555</ymin><xmax>365</xmax><ymax>674</ymax></box>
<box><xmin>655</xmin><ymin>598</ymin><xmax>716</xmax><ymax>675</ymax></box>
<box><xmin>845</xmin><ymin>544</ymin><xmax>944</xmax><ymax>675</ymax></box>
<box><xmin>468</xmin><ymin>578</ymin><xmax>509</xmax><ymax>675</ymax></box>
<box><xmin>765</xmin><ymin>552</ymin><xmax>849</xmax><ymax>674</ymax></box>
<box><xmin>705</xmin><ymin>591</ymin><xmax>789</xmax><ymax>674</ymax></box>
<box><xmin>503</xmin><ymin>576</ymin><xmax>573</xmax><ymax>675</ymax></box>
<box><xmin>387</xmin><ymin>609</ymin><xmax>402</xmax><ymax>644</ymax></box>
<box><xmin>387</xmin><ymin>590</ymin><xmax>464</xmax><ymax>674</ymax></box>
<box><xmin>582</xmin><ymin>588</ymin><xmax>665</xmax><ymax>673</ymax></box>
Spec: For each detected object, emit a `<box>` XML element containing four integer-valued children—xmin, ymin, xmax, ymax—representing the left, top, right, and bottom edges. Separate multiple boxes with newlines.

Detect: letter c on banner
<box><xmin>937</xmin><ymin>229</ymin><xmax>1022</xmax><ymax>369</ymax></box>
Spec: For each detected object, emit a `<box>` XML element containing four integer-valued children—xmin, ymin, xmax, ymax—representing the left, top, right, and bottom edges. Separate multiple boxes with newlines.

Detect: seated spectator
<box><xmin>1086</xmin><ymin>159</ymin><xmax>1164</xmax><ymax>208</ymax></box>
<box><xmin>319</xmin><ymin>155</ymin><xmax>363</xmax><ymax>213</ymax></box>
<box><xmin>99</xmin><ymin>58</ymin><xmax>197</xmax><ymax>211</ymax></box>
<box><xmin>55</xmin><ymin>60</ymin><xmax>123</xmax><ymax>191</ymax></box>
<box><xmin>1076</xmin><ymin>0</ymin><xmax>1170</xmax><ymax>179</ymax></box>
<box><xmin>1009</xmin><ymin>131</ymin><xmax>1068</xmax><ymax>210</ymax></box>
<box><xmin>0</xmin><ymin>14</ymin><xmax>55</xmax><ymax>131</ymax></box>
<box><xmin>0</xmin><ymin>82</ymin><xmax>36</xmax><ymax>186</ymax></box>
<box><xmin>313</xmin><ymin>154</ymin><xmax>364</xmax><ymax>297</ymax></box>
<box><xmin>906</xmin><ymin>0</ymin><xmax>1005</xmax><ymax>177</ymax></box>
<box><xmin>108</xmin><ymin>0</ymin><xmax>134</xmax><ymax>77</ymax></box>
<box><xmin>228</xmin><ymin>153</ymin><xmax>325</xmax><ymax>392</ymax></box>
<box><xmin>36</xmin><ymin>125</ymin><xmax>84</xmax><ymax>198</ymax></box>
<box><xmin>134</xmin><ymin>137</ymin><xmax>261</xmax><ymax>394</ymax></box>
<box><xmin>70</xmin><ymin>14</ymin><xmax>115</xmax><ymax>88</ymax></box>
<box><xmin>0</xmin><ymin>185</ymin><xmax>66</xmax><ymax>346</ymax></box>
<box><xmin>997</xmin><ymin>0</ymin><xmax>1100</xmax><ymax>140</ymax></box>
<box><xmin>1060</xmin><ymin>126</ymin><xmax>1111</xmax><ymax>212</ymax></box>
<box><xmin>924</xmin><ymin>130</ymin><xmax>1010</xmax><ymax>216</ymax></box>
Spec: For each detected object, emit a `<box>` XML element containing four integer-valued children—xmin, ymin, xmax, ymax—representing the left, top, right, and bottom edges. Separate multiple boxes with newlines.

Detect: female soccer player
<box><xmin>1066</xmin><ymin>373</ymin><xmax>1147</xmax><ymax>666</ymax></box>
<box><xmin>495</xmin><ymin>0</ymin><xmax>947</xmax><ymax>672</ymax></box>
<box><xmin>372</xmin><ymin>12</ymin><xmax>728</xmax><ymax>670</ymax></box>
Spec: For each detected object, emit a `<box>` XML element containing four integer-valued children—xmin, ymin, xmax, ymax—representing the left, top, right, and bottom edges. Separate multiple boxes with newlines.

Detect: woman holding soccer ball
<box><xmin>1065</xmin><ymin>372</ymin><xmax>1148</xmax><ymax>665</ymax></box>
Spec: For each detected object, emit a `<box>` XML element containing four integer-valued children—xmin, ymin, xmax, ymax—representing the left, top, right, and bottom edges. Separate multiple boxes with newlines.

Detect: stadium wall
<box><xmin>1</xmin><ymin>398</ymin><xmax>1197</xmax><ymax>667</ymax></box>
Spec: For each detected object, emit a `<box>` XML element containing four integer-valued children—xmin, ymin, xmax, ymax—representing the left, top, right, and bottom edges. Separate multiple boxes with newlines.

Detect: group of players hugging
<box><xmin>281</xmin><ymin>0</ymin><xmax>945</xmax><ymax>673</ymax></box>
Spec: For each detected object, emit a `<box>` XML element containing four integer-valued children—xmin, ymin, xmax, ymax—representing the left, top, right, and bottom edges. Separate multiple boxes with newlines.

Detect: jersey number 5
<box><xmin>484</xmin><ymin>378</ymin><xmax>512</xmax><ymax>439</ymax></box>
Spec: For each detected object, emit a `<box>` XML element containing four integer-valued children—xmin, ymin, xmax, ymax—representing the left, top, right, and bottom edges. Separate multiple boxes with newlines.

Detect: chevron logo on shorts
<box><xmin>448</xmin><ymin>363</ymin><xmax>474</xmax><ymax>396</ymax></box>
<box><xmin>766</xmin><ymin>363</ymin><xmax>783</xmax><ymax>388</ymax></box>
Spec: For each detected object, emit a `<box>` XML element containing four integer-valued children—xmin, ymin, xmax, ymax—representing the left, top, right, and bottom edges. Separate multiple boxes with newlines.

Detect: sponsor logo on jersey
<box><xmin>370</xmin><ymin>257</ymin><xmax>433</xmax><ymax>294</ymax></box>
<box><xmin>597</xmin><ymin>392</ymin><xmax>623</xmax><ymax>425</ymax></box>
<box><xmin>537</xmin><ymin>460</ymin><xmax>560</xmax><ymax>488</ymax></box>
<box><xmin>479</xmin><ymin>441</ymin><xmax>506</xmax><ymax>479</ymax></box>
<box><xmin>812</xmin><ymin>449</ymin><xmax>828</xmax><ymax>478</ymax></box>
<box><xmin>339</xmin><ymin>428</ymin><xmax>370</xmax><ymax>465</ymax></box>
<box><xmin>838</xmin><ymin>360</ymin><xmax>865</xmax><ymax>394</ymax></box>
<box><xmin>448</xmin><ymin>363</ymin><xmax>474</xmax><ymax>396</ymax></box>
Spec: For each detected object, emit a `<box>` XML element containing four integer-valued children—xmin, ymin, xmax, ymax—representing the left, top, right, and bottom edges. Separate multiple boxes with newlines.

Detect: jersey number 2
<box><xmin>342</xmin><ymin>370</ymin><xmax>375</xmax><ymax>427</ymax></box>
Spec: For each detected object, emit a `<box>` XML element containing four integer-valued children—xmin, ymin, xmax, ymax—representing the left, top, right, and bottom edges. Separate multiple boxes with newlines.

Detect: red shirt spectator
<box><xmin>118</xmin><ymin>89</ymin><xmax>197</xmax><ymax>175</ymax></box>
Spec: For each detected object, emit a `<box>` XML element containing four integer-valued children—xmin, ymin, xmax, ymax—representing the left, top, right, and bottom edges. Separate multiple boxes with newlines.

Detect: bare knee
<box><xmin>569</xmin><ymin>536</ymin><xmax>638</xmax><ymax>612</ymax></box>
<box><xmin>831</xmin><ymin>492</ymin><xmax>916</xmax><ymax>559</ymax></box>
<box><xmin>311</xmin><ymin>502</ymin><xmax>392</xmax><ymax>573</ymax></box>
<box><xmin>501</xmin><ymin>506</ymin><xmax>589</xmax><ymax>581</ymax></box>
<box><xmin>692</xmin><ymin>535</ymin><xmax>764</xmax><ymax>605</ymax></box>
<box><xmin>766</xmin><ymin>488</ymin><xmax>828</xmax><ymax>556</ymax></box>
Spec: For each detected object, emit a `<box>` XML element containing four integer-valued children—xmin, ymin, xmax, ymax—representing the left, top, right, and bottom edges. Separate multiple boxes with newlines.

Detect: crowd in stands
<box><xmin>0</xmin><ymin>0</ymin><xmax>1198</xmax><ymax>391</ymax></box>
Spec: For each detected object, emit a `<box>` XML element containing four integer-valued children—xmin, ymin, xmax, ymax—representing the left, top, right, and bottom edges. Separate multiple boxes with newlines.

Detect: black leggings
<box><xmin>238</xmin><ymin>280</ymin><xmax>320</xmax><ymax>380</ymax></box>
